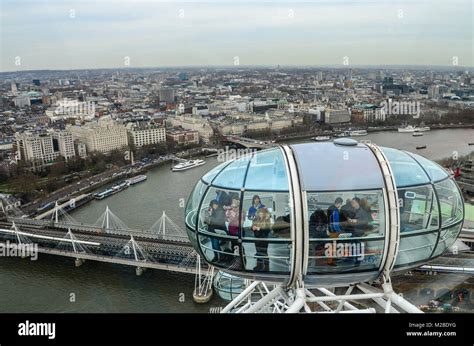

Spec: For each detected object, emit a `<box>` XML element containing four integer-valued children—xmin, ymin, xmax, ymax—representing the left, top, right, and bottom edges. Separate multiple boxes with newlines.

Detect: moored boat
<box><xmin>398</xmin><ymin>124</ymin><xmax>431</xmax><ymax>133</ymax></box>
<box><xmin>311</xmin><ymin>136</ymin><xmax>331</xmax><ymax>142</ymax></box>
<box><xmin>172</xmin><ymin>159</ymin><xmax>206</xmax><ymax>172</ymax></box>
<box><xmin>126</xmin><ymin>174</ymin><xmax>147</xmax><ymax>185</ymax></box>
<box><xmin>95</xmin><ymin>181</ymin><xmax>129</xmax><ymax>200</ymax></box>
<box><xmin>348</xmin><ymin>130</ymin><xmax>368</xmax><ymax>136</ymax></box>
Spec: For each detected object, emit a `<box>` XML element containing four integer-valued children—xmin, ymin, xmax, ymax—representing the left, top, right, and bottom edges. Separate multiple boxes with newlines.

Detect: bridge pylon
<box><xmin>193</xmin><ymin>253</ymin><xmax>214</xmax><ymax>303</ymax></box>
<box><xmin>94</xmin><ymin>206</ymin><xmax>129</xmax><ymax>233</ymax></box>
<box><xmin>10</xmin><ymin>222</ymin><xmax>33</xmax><ymax>258</ymax></box>
<box><xmin>148</xmin><ymin>211</ymin><xmax>188</xmax><ymax>241</ymax></box>
<box><xmin>56</xmin><ymin>228</ymin><xmax>90</xmax><ymax>266</ymax></box>
<box><xmin>115</xmin><ymin>235</ymin><xmax>152</xmax><ymax>276</ymax></box>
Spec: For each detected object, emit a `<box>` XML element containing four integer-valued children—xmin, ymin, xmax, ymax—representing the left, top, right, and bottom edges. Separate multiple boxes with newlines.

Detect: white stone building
<box><xmin>126</xmin><ymin>123</ymin><xmax>166</xmax><ymax>148</ymax></box>
<box><xmin>168</xmin><ymin>115</ymin><xmax>214</xmax><ymax>143</ymax></box>
<box><xmin>67</xmin><ymin>118</ymin><xmax>128</xmax><ymax>154</ymax></box>
<box><xmin>15</xmin><ymin>130</ymin><xmax>75</xmax><ymax>166</ymax></box>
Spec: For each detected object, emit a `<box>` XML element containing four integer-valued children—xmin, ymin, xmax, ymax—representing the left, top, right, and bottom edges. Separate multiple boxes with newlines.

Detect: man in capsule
<box><xmin>347</xmin><ymin>197</ymin><xmax>369</xmax><ymax>237</ymax></box>
<box><xmin>327</xmin><ymin>197</ymin><xmax>343</xmax><ymax>235</ymax></box>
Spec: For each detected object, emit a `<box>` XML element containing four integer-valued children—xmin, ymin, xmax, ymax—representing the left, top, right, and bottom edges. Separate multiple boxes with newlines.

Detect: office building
<box><xmin>68</xmin><ymin>118</ymin><xmax>128</xmax><ymax>154</ymax></box>
<box><xmin>127</xmin><ymin>123</ymin><xmax>166</xmax><ymax>148</ymax></box>
<box><xmin>15</xmin><ymin>130</ymin><xmax>75</xmax><ymax>167</ymax></box>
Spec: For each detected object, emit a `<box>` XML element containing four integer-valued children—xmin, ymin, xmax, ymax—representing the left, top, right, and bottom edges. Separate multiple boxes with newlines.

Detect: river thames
<box><xmin>0</xmin><ymin>129</ymin><xmax>472</xmax><ymax>312</ymax></box>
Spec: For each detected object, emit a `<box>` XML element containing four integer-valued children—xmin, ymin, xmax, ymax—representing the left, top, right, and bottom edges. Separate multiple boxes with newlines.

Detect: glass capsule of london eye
<box><xmin>185</xmin><ymin>139</ymin><xmax>464</xmax><ymax>286</ymax></box>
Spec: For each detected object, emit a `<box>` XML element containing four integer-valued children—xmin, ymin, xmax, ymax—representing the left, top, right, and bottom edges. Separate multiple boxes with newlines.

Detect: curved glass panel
<box><xmin>435</xmin><ymin>179</ymin><xmax>463</xmax><ymax>227</ymax></box>
<box><xmin>185</xmin><ymin>180</ymin><xmax>207</xmax><ymax>251</ymax></box>
<box><xmin>213</xmin><ymin>271</ymin><xmax>246</xmax><ymax>301</ymax></box>
<box><xmin>202</xmin><ymin>160</ymin><xmax>232</xmax><ymax>184</ymax></box>
<box><xmin>245</xmin><ymin>149</ymin><xmax>289</xmax><ymax>191</ymax></box>
<box><xmin>431</xmin><ymin>223</ymin><xmax>463</xmax><ymax>257</ymax></box>
<box><xmin>407</xmin><ymin>152</ymin><xmax>449</xmax><ymax>182</ymax></box>
<box><xmin>241</xmin><ymin>191</ymin><xmax>292</xmax><ymax>273</ymax></box>
<box><xmin>196</xmin><ymin>185</ymin><xmax>293</xmax><ymax>275</ymax></box>
<box><xmin>197</xmin><ymin>187</ymin><xmax>242</xmax><ymax>270</ymax></box>
<box><xmin>399</xmin><ymin>185</ymin><xmax>439</xmax><ymax>233</ymax></box>
<box><xmin>395</xmin><ymin>232</ymin><xmax>438</xmax><ymax>267</ymax></box>
<box><xmin>292</xmin><ymin>142</ymin><xmax>384</xmax><ymax>191</ymax></box>
<box><xmin>306</xmin><ymin>190</ymin><xmax>385</xmax><ymax>274</ymax></box>
<box><xmin>381</xmin><ymin>147</ymin><xmax>429</xmax><ymax>187</ymax></box>
<box><xmin>212</xmin><ymin>155</ymin><xmax>252</xmax><ymax>189</ymax></box>
<box><xmin>185</xmin><ymin>180</ymin><xmax>207</xmax><ymax>231</ymax></box>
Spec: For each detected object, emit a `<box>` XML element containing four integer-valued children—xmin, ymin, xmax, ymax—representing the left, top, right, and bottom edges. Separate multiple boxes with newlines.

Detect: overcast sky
<box><xmin>1</xmin><ymin>0</ymin><xmax>472</xmax><ymax>71</ymax></box>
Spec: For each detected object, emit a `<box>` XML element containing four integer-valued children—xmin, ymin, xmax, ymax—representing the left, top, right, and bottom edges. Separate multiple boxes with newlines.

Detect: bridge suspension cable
<box><xmin>51</xmin><ymin>201</ymin><xmax>79</xmax><ymax>225</ymax></box>
<box><xmin>55</xmin><ymin>228</ymin><xmax>91</xmax><ymax>254</ymax></box>
<box><xmin>11</xmin><ymin>221</ymin><xmax>33</xmax><ymax>246</ymax></box>
<box><xmin>114</xmin><ymin>235</ymin><xmax>153</xmax><ymax>263</ymax></box>
<box><xmin>94</xmin><ymin>206</ymin><xmax>129</xmax><ymax>233</ymax></box>
<box><xmin>148</xmin><ymin>211</ymin><xmax>188</xmax><ymax>241</ymax></box>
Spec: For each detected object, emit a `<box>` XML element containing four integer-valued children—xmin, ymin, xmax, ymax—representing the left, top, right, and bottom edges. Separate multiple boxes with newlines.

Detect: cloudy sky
<box><xmin>1</xmin><ymin>0</ymin><xmax>472</xmax><ymax>71</ymax></box>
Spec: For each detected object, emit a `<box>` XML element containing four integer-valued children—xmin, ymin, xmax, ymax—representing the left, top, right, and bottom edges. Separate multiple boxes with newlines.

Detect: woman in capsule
<box><xmin>247</xmin><ymin>195</ymin><xmax>265</xmax><ymax>220</ymax></box>
<box><xmin>251</xmin><ymin>207</ymin><xmax>272</xmax><ymax>271</ymax></box>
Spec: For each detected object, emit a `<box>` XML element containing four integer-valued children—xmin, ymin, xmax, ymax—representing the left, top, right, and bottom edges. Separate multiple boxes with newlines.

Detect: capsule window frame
<box><xmin>304</xmin><ymin>188</ymin><xmax>387</xmax><ymax>275</ymax></box>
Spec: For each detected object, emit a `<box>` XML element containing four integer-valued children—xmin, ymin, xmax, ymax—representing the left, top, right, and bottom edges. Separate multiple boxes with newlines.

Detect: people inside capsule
<box><xmin>225</xmin><ymin>198</ymin><xmax>240</xmax><ymax>237</ymax></box>
<box><xmin>347</xmin><ymin>197</ymin><xmax>370</xmax><ymax>237</ymax></box>
<box><xmin>247</xmin><ymin>195</ymin><xmax>265</xmax><ymax>220</ymax></box>
<box><xmin>224</xmin><ymin>196</ymin><xmax>243</xmax><ymax>260</ymax></box>
<box><xmin>307</xmin><ymin>193</ymin><xmax>384</xmax><ymax>270</ymax></box>
<box><xmin>204</xmin><ymin>199</ymin><xmax>226</xmax><ymax>262</ymax></box>
<box><xmin>340</xmin><ymin>198</ymin><xmax>354</xmax><ymax>231</ymax></box>
<box><xmin>309</xmin><ymin>199</ymin><xmax>329</xmax><ymax>266</ymax></box>
<box><xmin>251</xmin><ymin>207</ymin><xmax>272</xmax><ymax>271</ymax></box>
<box><xmin>309</xmin><ymin>200</ymin><xmax>328</xmax><ymax>238</ymax></box>
<box><xmin>273</xmin><ymin>213</ymin><xmax>291</xmax><ymax>238</ymax></box>
<box><xmin>327</xmin><ymin>197</ymin><xmax>343</xmax><ymax>234</ymax></box>
<box><xmin>215</xmin><ymin>189</ymin><xmax>232</xmax><ymax>208</ymax></box>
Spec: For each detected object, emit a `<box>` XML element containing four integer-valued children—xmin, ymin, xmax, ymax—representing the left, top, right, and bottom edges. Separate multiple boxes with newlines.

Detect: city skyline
<box><xmin>1</xmin><ymin>0</ymin><xmax>473</xmax><ymax>72</ymax></box>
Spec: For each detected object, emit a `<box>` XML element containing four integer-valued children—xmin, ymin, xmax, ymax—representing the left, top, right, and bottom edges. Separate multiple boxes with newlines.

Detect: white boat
<box><xmin>127</xmin><ymin>174</ymin><xmax>147</xmax><ymax>185</ymax></box>
<box><xmin>398</xmin><ymin>125</ymin><xmax>416</xmax><ymax>132</ymax></box>
<box><xmin>398</xmin><ymin>125</ymin><xmax>431</xmax><ymax>133</ymax></box>
<box><xmin>172</xmin><ymin>159</ymin><xmax>206</xmax><ymax>171</ymax></box>
<box><xmin>350</xmin><ymin>130</ymin><xmax>368</xmax><ymax>136</ymax></box>
<box><xmin>95</xmin><ymin>181</ymin><xmax>128</xmax><ymax>200</ymax></box>
<box><xmin>415</xmin><ymin>126</ymin><xmax>430</xmax><ymax>132</ymax></box>
<box><xmin>336</xmin><ymin>130</ymin><xmax>367</xmax><ymax>137</ymax></box>
<box><xmin>412</xmin><ymin>132</ymin><xmax>424</xmax><ymax>137</ymax></box>
<box><xmin>111</xmin><ymin>181</ymin><xmax>129</xmax><ymax>190</ymax></box>
<box><xmin>311</xmin><ymin>136</ymin><xmax>331</xmax><ymax>142</ymax></box>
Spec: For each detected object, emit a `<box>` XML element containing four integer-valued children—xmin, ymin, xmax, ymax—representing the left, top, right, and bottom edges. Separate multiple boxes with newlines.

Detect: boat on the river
<box><xmin>336</xmin><ymin>130</ymin><xmax>368</xmax><ymax>137</ymax></box>
<box><xmin>94</xmin><ymin>181</ymin><xmax>129</xmax><ymax>200</ymax></box>
<box><xmin>416</xmin><ymin>145</ymin><xmax>427</xmax><ymax>150</ymax></box>
<box><xmin>348</xmin><ymin>130</ymin><xmax>368</xmax><ymax>136</ymax></box>
<box><xmin>172</xmin><ymin>159</ymin><xmax>206</xmax><ymax>172</ymax></box>
<box><xmin>398</xmin><ymin>124</ymin><xmax>431</xmax><ymax>133</ymax></box>
<box><xmin>311</xmin><ymin>136</ymin><xmax>331</xmax><ymax>142</ymax></box>
<box><xmin>126</xmin><ymin>174</ymin><xmax>147</xmax><ymax>185</ymax></box>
